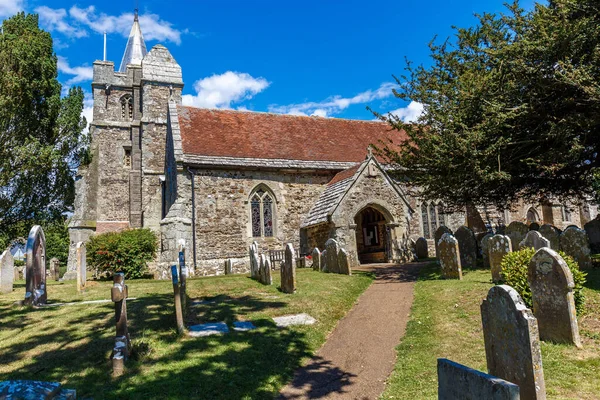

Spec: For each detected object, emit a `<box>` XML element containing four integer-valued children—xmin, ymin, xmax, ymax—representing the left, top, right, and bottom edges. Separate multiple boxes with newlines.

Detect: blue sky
<box><xmin>1</xmin><ymin>0</ymin><xmax>539</xmax><ymax>123</ymax></box>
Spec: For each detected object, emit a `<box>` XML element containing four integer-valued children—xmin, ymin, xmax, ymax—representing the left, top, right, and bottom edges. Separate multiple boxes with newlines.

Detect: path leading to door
<box><xmin>279</xmin><ymin>262</ymin><xmax>424</xmax><ymax>400</ymax></box>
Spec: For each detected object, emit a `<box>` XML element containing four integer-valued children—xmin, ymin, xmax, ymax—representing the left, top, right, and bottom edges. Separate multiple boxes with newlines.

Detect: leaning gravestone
<box><xmin>520</xmin><ymin>231</ymin><xmax>550</xmax><ymax>251</ymax></box>
<box><xmin>528</xmin><ymin>248</ymin><xmax>581</xmax><ymax>347</ymax></box>
<box><xmin>338</xmin><ymin>248</ymin><xmax>351</xmax><ymax>275</ymax></box>
<box><xmin>584</xmin><ymin>217</ymin><xmax>600</xmax><ymax>253</ymax></box>
<box><xmin>538</xmin><ymin>224</ymin><xmax>560</xmax><ymax>251</ymax></box>
<box><xmin>505</xmin><ymin>221</ymin><xmax>529</xmax><ymax>252</ymax></box>
<box><xmin>437</xmin><ymin>358</ymin><xmax>520</xmax><ymax>400</ymax></box>
<box><xmin>281</xmin><ymin>243</ymin><xmax>296</xmax><ymax>294</ymax></box>
<box><xmin>50</xmin><ymin>258</ymin><xmax>60</xmax><ymax>281</ymax></box>
<box><xmin>312</xmin><ymin>248</ymin><xmax>321</xmax><ymax>271</ymax></box>
<box><xmin>76</xmin><ymin>242</ymin><xmax>87</xmax><ymax>293</ymax></box>
<box><xmin>488</xmin><ymin>234</ymin><xmax>512</xmax><ymax>283</ymax></box>
<box><xmin>480</xmin><ymin>234</ymin><xmax>493</xmax><ymax>269</ymax></box>
<box><xmin>481</xmin><ymin>285</ymin><xmax>546</xmax><ymax>400</ymax></box>
<box><xmin>24</xmin><ymin>225</ymin><xmax>47</xmax><ymax>306</ymax></box>
<box><xmin>263</xmin><ymin>257</ymin><xmax>273</xmax><ymax>285</ymax></box>
<box><xmin>560</xmin><ymin>226</ymin><xmax>592</xmax><ymax>269</ymax></box>
<box><xmin>438</xmin><ymin>233</ymin><xmax>462</xmax><ymax>280</ymax></box>
<box><xmin>325</xmin><ymin>238</ymin><xmax>340</xmax><ymax>273</ymax></box>
<box><xmin>435</xmin><ymin>226</ymin><xmax>453</xmax><ymax>261</ymax></box>
<box><xmin>249</xmin><ymin>243</ymin><xmax>260</xmax><ymax>279</ymax></box>
<box><xmin>455</xmin><ymin>226</ymin><xmax>477</xmax><ymax>268</ymax></box>
<box><xmin>0</xmin><ymin>249</ymin><xmax>14</xmax><ymax>294</ymax></box>
<box><xmin>415</xmin><ymin>237</ymin><xmax>428</xmax><ymax>259</ymax></box>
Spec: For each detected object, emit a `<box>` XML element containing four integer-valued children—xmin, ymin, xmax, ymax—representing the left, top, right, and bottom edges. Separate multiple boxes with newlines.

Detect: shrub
<box><xmin>500</xmin><ymin>247</ymin><xmax>586</xmax><ymax>315</ymax></box>
<box><xmin>87</xmin><ymin>229</ymin><xmax>157</xmax><ymax>279</ymax></box>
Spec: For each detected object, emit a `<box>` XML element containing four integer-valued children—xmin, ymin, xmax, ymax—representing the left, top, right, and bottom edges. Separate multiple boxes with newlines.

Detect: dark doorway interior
<box><xmin>355</xmin><ymin>207</ymin><xmax>388</xmax><ymax>264</ymax></box>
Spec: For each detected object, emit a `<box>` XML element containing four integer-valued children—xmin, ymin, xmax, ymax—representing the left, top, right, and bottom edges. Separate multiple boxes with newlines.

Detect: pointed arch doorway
<box><xmin>354</xmin><ymin>206</ymin><xmax>391</xmax><ymax>264</ymax></box>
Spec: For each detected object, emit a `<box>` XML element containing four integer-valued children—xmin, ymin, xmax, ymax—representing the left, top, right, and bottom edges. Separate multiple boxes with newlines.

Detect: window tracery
<box><xmin>250</xmin><ymin>187</ymin><xmax>275</xmax><ymax>237</ymax></box>
<box><xmin>120</xmin><ymin>94</ymin><xmax>133</xmax><ymax>121</ymax></box>
<box><xmin>421</xmin><ymin>201</ymin><xmax>446</xmax><ymax>239</ymax></box>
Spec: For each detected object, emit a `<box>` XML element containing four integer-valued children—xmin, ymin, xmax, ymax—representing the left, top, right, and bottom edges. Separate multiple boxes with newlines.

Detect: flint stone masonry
<box><xmin>584</xmin><ymin>217</ymin><xmax>600</xmax><ymax>253</ymax></box>
<box><xmin>505</xmin><ymin>221</ymin><xmax>530</xmax><ymax>252</ymax></box>
<box><xmin>415</xmin><ymin>237</ymin><xmax>428</xmax><ymax>259</ymax></box>
<box><xmin>480</xmin><ymin>234</ymin><xmax>493</xmax><ymax>269</ymax></box>
<box><xmin>0</xmin><ymin>380</ymin><xmax>76</xmax><ymax>399</ymax></box>
<box><xmin>538</xmin><ymin>224</ymin><xmax>561</xmax><ymax>251</ymax></box>
<box><xmin>481</xmin><ymin>285</ymin><xmax>546</xmax><ymax>400</ymax></box>
<box><xmin>311</xmin><ymin>248</ymin><xmax>321</xmax><ymax>271</ymax></box>
<box><xmin>435</xmin><ymin>226</ymin><xmax>453</xmax><ymax>261</ymax></box>
<box><xmin>438</xmin><ymin>233</ymin><xmax>462</xmax><ymax>280</ymax></box>
<box><xmin>273</xmin><ymin>313</ymin><xmax>317</xmax><ymax>327</ymax></box>
<box><xmin>281</xmin><ymin>243</ymin><xmax>296</xmax><ymax>294</ymax></box>
<box><xmin>24</xmin><ymin>225</ymin><xmax>47</xmax><ymax>306</ymax></box>
<box><xmin>0</xmin><ymin>250</ymin><xmax>14</xmax><ymax>294</ymax></box>
<box><xmin>455</xmin><ymin>226</ymin><xmax>477</xmax><ymax>268</ymax></box>
<box><xmin>528</xmin><ymin>248</ymin><xmax>581</xmax><ymax>347</ymax></box>
<box><xmin>559</xmin><ymin>226</ymin><xmax>592</xmax><ymax>269</ymax></box>
<box><xmin>489</xmin><ymin>235</ymin><xmax>512</xmax><ymax>283</ymax></box>
<box><xmin>519</xmin><ymin>231</ymin><xmax>550</xmax><ymax>251</ymax></box>
<box><xmin>437</xmin><ymin>358</ymin><xmax>520</xmax><ymax>400</ymax></box>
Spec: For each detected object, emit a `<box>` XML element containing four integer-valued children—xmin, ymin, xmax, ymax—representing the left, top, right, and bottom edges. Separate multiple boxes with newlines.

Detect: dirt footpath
<box><xmin>279</xmin><ymin>262</ymin><xmax>423</xmax><ymax>400</ymax></box>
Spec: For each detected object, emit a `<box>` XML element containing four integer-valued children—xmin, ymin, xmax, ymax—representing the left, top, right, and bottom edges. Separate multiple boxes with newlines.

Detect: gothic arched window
<box><xmin>120</xmin><ymin>94</ymin><xmax>133</xmax><ymax>121</ymax></box>
<box><xmin>421</xmin><ymin>201</ymin><xmax>446</xmax><ymax>239</ymax></box>
<box><xmin>526</xmin><ymin>207</ymin><xmax>540</xmax><ymax>223</ymax></box>
<box><xmin>562</xmin><ymin>205</ymin><xmax>572</xmax><ymax>222</ymax></box>
<box><xmin>250</xmin><ymin>186</ymin><xmax>275</xmax><ymax>238</ymax></box>
<box><xmin>421</xmin><ymin>203</ymin><xmax>430</xmax><ymax>239</ymax></box>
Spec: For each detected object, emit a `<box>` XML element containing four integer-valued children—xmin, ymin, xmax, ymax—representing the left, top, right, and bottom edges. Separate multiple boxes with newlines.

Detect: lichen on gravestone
<box><xmin>438</xmin><ymin>233</ymin><xmax>462</xmax><ymax>280</ymax></box>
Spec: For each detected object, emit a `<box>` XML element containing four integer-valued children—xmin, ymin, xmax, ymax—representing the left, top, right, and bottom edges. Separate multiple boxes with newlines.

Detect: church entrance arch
<box><xmin>354</xmin><ymin>206</ymin><xmax>391</xmax><ymax>264</ymax></box>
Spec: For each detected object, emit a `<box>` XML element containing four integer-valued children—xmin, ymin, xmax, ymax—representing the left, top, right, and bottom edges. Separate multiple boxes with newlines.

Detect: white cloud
<box><xmin>82</xmin><ymin>92</ymin><xmax>93</xmax><ymax>134</ymax></box>
<box><xmin>57</xmin><ymin>56</ymin><xmax>93</xmax><ymax>86</ymax></box>
<box><xmin>268</xmin><ymin>82</ymin><xmax>395</xmax><ymax>117</ymax></box>
<box><xmin>0</xmin><ymin>0</ymin><xmax>23</xmax><ymax>18</ymax></box>
<box><xmin>388</xmin><ymin>101</ymin><xmax>424</xmax><ymax>123</ymax></box>
<box><xmin>182</xmin><ymin>71</ymin><xmax>270</xmax><ymax>109</ymax></box>
<box><xmin>35</xmin><ymin>6</ymin><xmax>87</xmax><ymax>38</ymax></box>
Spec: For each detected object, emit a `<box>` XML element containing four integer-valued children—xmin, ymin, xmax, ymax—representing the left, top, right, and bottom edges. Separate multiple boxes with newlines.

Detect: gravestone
<box><xmin>584</xmin><ymin>217</ymin><xmax>600</xmax><ymax>253</ymax></box>
<box><xmin>480</xmin><ymin>234</ymin><xmax>493</xmax><ymax>269</ymax></box>
<box><xmin>325</xmin><ymin>238</ymin><xmax>340</xmax><ymax>273</ymax></box>
<box><xmin>225</xmin><ymin>259</ymin><xmax>233</xmax><ymax>275</ymax></box>
<box><xmin>281</xmin><ymin>243</ymin><xmax>296</xmax><ymax>294</ymax></box>
<box><xmin>111</xmin><ymin>272</ymin><xmax>130</xmax><ymax>377</ymax></box>
<box><xmin>171</xmin><ymin>265</ymin><xmax>185</xmax><ymax>334</ymax></box>
<box><xmin>76</xmin><ymin>242</ymin><xmax>86</xmax><ymax>293</ymax></box>
<box><xmin>312</xmin><ymin>248</ymin><xmax>321</xmax><ymax>271</ymax></box>
<box><xmin>559</xmin><ymin>226</ymin><xmax>592</xmax><ymax>269</ymax></box>
<box><xmin>488</xmin><ymin>234</ymin><xmax>512</xmax><ymax>283</ymax></box>
<box><xmin>50</xmin><ymin>258</ymin><xmax>60</xmax><ymax>281</ymax></box>
<box><xmin>24</xmin><ymin>225</ymin><xmax>47</xmax><ymax>306</ymax></box>
<box><xmin>437</xmin><ymin>358</ymin><xmax>520</xmax><ymax>400</ymax></box>
<box><xmin>538</xmin><ymin>224</ymin><xmax>560</xmax><ymax>251</ymax></box>
<box><xmin>481</xmin><ymin>285</ymin><xmax>546</xmax><ymax>400</ymax></box>
<box><xmin>338</xmin><ymin>248</ymin><xmax>351</xmax><ymax>275</ymax></box>
<box><xmin>438</xmin><ymin>233</ymin><xmax>462</xmax><ymax>280</ymax></box>
<box><xmin>528</xmin><ymin>248</ymin><xmax>581</xmax><ymax>347</ymax></box>
<box><xmin>415</xmin><ymin>237</ymin><xmax>428</xmax><ymax>259</ymax></box>
<box><xmin>455</xmin><ymin>226</ymin><xmax>477</xmax><ymax>268</ymax></box>
<box><xmin>435</xmin><ymin>226</ymin><xmax>453</xmax><ymax>261</ymax></box>
<box><xmin>505</xmin><ymin>221</ymin><xmax>529</xmax><ymax>252</ymax></box>
<box><xmin>249</xmin><ymin>243</ymin><xmax>260</xmax><ymax>279</ymax></box>
<box><xmin>519</xmin><ymin>231</ymin><xmax>550</xmax><ymax>251</ymax></box>
<box><xmin>529</xmin><ymin>222</ymin><xmax>540</xmax><ymax>231</ymax></box>
<box><xmin>263</xmin><ymin>257</ymin><xmax>273</xmax><ymax>285</ymax></box>
<box><xmin>0</xmin><ymin>250</ymin><xmax>14</xmax><ymax>294</ymax></box>
<box><xmin>320</xmin><ymin>250</ymin><xmax>327</xmax><ymax>271</ymax></box>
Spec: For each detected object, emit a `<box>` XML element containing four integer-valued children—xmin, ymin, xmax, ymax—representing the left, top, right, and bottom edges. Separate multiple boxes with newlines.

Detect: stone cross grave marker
<box><xmin>455</xmin><ymin>226</ymin><xmax>477</xmax><ymax>268</ymax></box>
<box><xmin>435</xmin><ymin>226</ymin><xmax>453</xmax><ymax>262</ymax></box>
<box><xmin>171</xmin><ymin>265</ymin><xmax>185</xmax><ymax>334</ymax></box>
<box><xmin>0</xmin><ymin>249</ymin><xmax>14</xmax><ymax>294</ymax></box>
<box><xmin>325</xmin><ymin>238</ymin><xmax>340</xmax><ymax>273</ymax></box>
<box><xmin>528</xmin><ymin>248</ymin><xmax>581</xmax><ymax>347</ymax></box>
<box><xmin>312</xmin><ymin>248</ymin><xmax>321</xmax><ymax>271</ymax></box>
<box><xmin>281</xmin><ymin>243</ymin><xmax>296</xmax><ymax>294</ymax></box>
<box><xmin>50</xmin><ymin>258</ymin><xmax>60</xmax><ymax>281</ymax></box>
<box><xmin>110</xmin><ymin>272</ymin><xmax>130</xmax><ymax>377</ymax></box>
<box><xmin>481</xmin><ymin>285</ymin><xmax>546</xmax><ymax>400</ymax></box>
<box><xmin>489</xmin><ymin>234</ymin><xmax>512</xmax><ymax>283</ymax></box>
<box><xmin>76</xmin><ymin>242</ymin><xmax>86</xmax><ymax>293</ymax></box>
<box><xmin>437</xmin><ymin>358</ymin><xmax>520</xmax><ymax>400</ymax></box>
<box><xmin>538</xmin><ymin>224</ymin><xmax>560</xmax><ymax>251</ymax></box>
<box><xmin>560</xmin><ymin>226</ymin><xmax>592</xmax><ymax>269</ymax></box>
<box><xmin>438</xmin><ymin>233</ymin><xmax>462</xmax><ymax>280</ymax></box>
<box><xmin>415</xmin><ymin>237</ymin><xmax>428</xmax><ymax>259</ymax></box>
<box><xmin>584</xmin><ymin>217</ymin><xmax>600</xmax><ymax>253</ymax></box>
<box><xmin>520</xmin><ymin>231</ymin><xmax>550</xmax><ymax>251</ymax></box>
<box><xmin>480</xmin><ymin>233</ymin><xmax>493</xmax><ymax>269</ymax></box>
<box><xmin>505</xmin><ymin>221</ymin><xmax>530</xmax><ymax>252</ymax></box>
<box><xmin>224</xmin><ymin>259</ymin><xmax>233</xmax><ymax>275</ymax></box>
<box><xmin>24</xmin><ymin>225</ymin><xmax>47</xmax><ymax>306</ymax></box>
<box><xmin>338</xmin><ymin>248</ymin><xmax>351</xmax><ymax>275</ymax></box>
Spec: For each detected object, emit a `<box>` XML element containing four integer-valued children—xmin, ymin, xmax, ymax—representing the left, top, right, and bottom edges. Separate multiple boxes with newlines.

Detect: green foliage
<box><xmin>87</xmin><ymin>229</ymin><xmax>157</xmax><ymax>279</ymax></box>
<box><xmin>43</xmin><ymin>218</ymin><xmax>69</xmax><ymax>267</ymax></box>
<box><xmin>0</xmin><ymin>13</ymin><xmax>89</xmax><ymax>240</ymax></box>
<box><xmin>376</xmin><ymin>0</ymin><xmax>600</xmax><ymax>208</ymax></box>
<box><xmin>500</xmin><ymin>247</ymin><xmax>587</xmax><ymax>315</ymax></box>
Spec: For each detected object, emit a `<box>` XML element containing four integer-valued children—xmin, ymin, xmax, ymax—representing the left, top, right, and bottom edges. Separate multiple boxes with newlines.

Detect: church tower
<box><xmin>66</xmin><ymin>12</ymin><xmax>184</xmax><ymax>276</ymax></box>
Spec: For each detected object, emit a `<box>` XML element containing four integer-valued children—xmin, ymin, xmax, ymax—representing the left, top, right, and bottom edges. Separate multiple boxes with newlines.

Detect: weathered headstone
<box><xmin>488</xmin><ymin>234</ymin><xmax>512</xmax><ymax>283</ymax></box>
<box><xmin>519</xmin><ymin>231</ymin><xmax>550</xmax><ymax>251</ymax></box>
<box><xmin>584</xmin><ymin>217</ymin><xmax>600</xmax><ymax>253</ymax></box>
<box><xmin>528</xmin><ymin>248</ymin><xmax>581</xmax><ymax>347</ymax></box>
<box><xmin>311</xmin><ymin>248</ymin><xmax>321</xmax><ymax>271</ymax></box>
<box><xmin>455</xmin><ymin>226</ymin><xmax>477</xmax><ymax>268</ymax></box>
<box><xmin>438</xmin><ymin>233</ymin><xmax>462</xmax><ymax>280</ymax></box>
<box><xmin>171</xmin><ymin>265</ymin><xmax>185</xmax><ymax>334</ymax></box>
<box><xmin>338</xmin><ymin>248</ymin><xmax>351</xmax><ymax>275</ymax></box>
<box><xmin>24</xmin><ymin>225</ymin><xmax>47</xmax><ymax>306</ymax></box>
<box><xmin>415</xmin><ymin>237</ymin><xmax>428</xmax><ymax>259</ymax></box>
<box><xmin>435</xmin><ymin>226</ymin><xmax>453</xmax><ymax>261</ymax></box>
<box><xmin>437</xmin><ymin>358</ymin><xmax>520</xmax><ymax>400</ymax></box>
<box><xmin>480</xmin><ymin>234</ymin><xmax>493</xmax><ymax>269</ymax></box>
<box><xmin>224</xmin><ymin>259</ymin><xmax>233</xmax><ymax>275</ymax></box>
<box><xmin>76</xmin><ymin>242</ymin><xmax>86</xmax><ymax>293</ymax></box>
<box><xmin>249</xmin><ymin>244</ymin><xmax>260</xmax><ymax>279</ymax></box>
<box><xmin>263</xmin><ymin>257</ymin><xmax>273</xmax><ymax>285</ymax></box>
<box><xmin>0</xmin><ymin>249</ymin><xmax>14</xmax><ymax>294</ymax></box>
<box><xmin>325</xmin><ymin>238</ymin><xmax>340</xmax><ymax>273</ymax></box>
<box><xmin>110</xmin><ymin>272</ymin><xmax>130</xmax><ymax>377</ymax></box>
<box><xmin>505</xmin><ymin>221</ymin><xmax>529</xmax><ymax>252</ymax></box>
<box><xmin>320</xmin><ymin>250</ymin><xmax>327</xmax><ymax>271</ymax></box>
<box><xmin>281</xmin><ymin>243</ymin><xmax>296</xmax><ymax>294</ymax></box>
<box><xmin>50</xmin><ymin>258</ymin><xmax>60</xmax><ymax>281</ymax></box>
<box><xmin>529</xmin><ymin>222</ymin><xmax>540</xmax><ymax>231</ymax></box>
<box><xmin>560</xmin><ymin>226</ymin><xmax>592</xmax><ymax>269</ymax></box>
<box><xmin>481</xmin><ymin>285</ymin><xmax>546</xmax><ymax>400</ymax></box>
<box><xmin>538</xmin><ymin>224</ymin><xmax>561</xmax><ymax>251</ymax></box>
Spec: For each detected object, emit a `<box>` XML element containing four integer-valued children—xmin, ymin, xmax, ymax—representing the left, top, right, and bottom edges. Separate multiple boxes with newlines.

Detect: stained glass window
<box><xmin>263</xmin><ymin>195</ymin><xmax>273</xmax><ymax>237</ymax></box>
<box><xmin>251</xmin><ymin>195</ymin><xmax>261</xmax><ymax>237</ymax></box>
<box><xmin>429</xmin><ymin>203</ymin><xmax>438</xmax><ymax>234</ymax></box>
<box><xmin>250</xmin><ymin>187</ymin><xmax>275</xmax><ymax>237</ymax></box>
<box><xmin>421</xmin><ymin>203</ymin><xmax>430</xmax><ymax>239</ymax></box>
<box><xmin>437</xmin><ymin>203</ymin><xmax>445</xmax><ymax>228</ymax></box>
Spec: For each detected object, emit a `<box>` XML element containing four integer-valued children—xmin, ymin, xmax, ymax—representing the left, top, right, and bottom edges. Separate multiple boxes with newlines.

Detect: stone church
<box><xmin>67</xmin><ymin>15</ymin><xmax>598</xmax><ymax>277</ymax></box>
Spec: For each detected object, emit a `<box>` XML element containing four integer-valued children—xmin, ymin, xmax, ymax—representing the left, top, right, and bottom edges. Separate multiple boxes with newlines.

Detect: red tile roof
<box><xmin>328</xmin><ymin>164</ymin><xmax>361</xmax><ymax>186</ymax></box>
<box><xmin>177</xmin><ymin>106</ymin><xmax>406</xmax><ymax>163</ymax></box>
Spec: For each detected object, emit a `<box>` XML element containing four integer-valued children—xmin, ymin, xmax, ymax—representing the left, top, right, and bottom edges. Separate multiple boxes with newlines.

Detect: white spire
<box><xmin>118</xmin><ymin>10</ymin><xmax>147</xmax><ymax>73</ymax></box>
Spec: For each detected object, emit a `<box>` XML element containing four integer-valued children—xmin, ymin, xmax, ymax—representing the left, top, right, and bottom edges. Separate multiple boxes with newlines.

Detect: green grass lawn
<box><xmin>382</xmin><ymin>264</ymin><xmax>600</xmax><ymax>400</ymax></box>
<box><xmin>0</xmin><ymin>269</ymin><xmax>374</xmax><ymax>399</ymax></box>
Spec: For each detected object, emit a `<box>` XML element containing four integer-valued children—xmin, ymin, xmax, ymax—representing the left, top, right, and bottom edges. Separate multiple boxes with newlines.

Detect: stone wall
<box><xmin>303</xmin><ymin>222</ymin><xmax>335</xmax><ymax>256</ymax></box>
